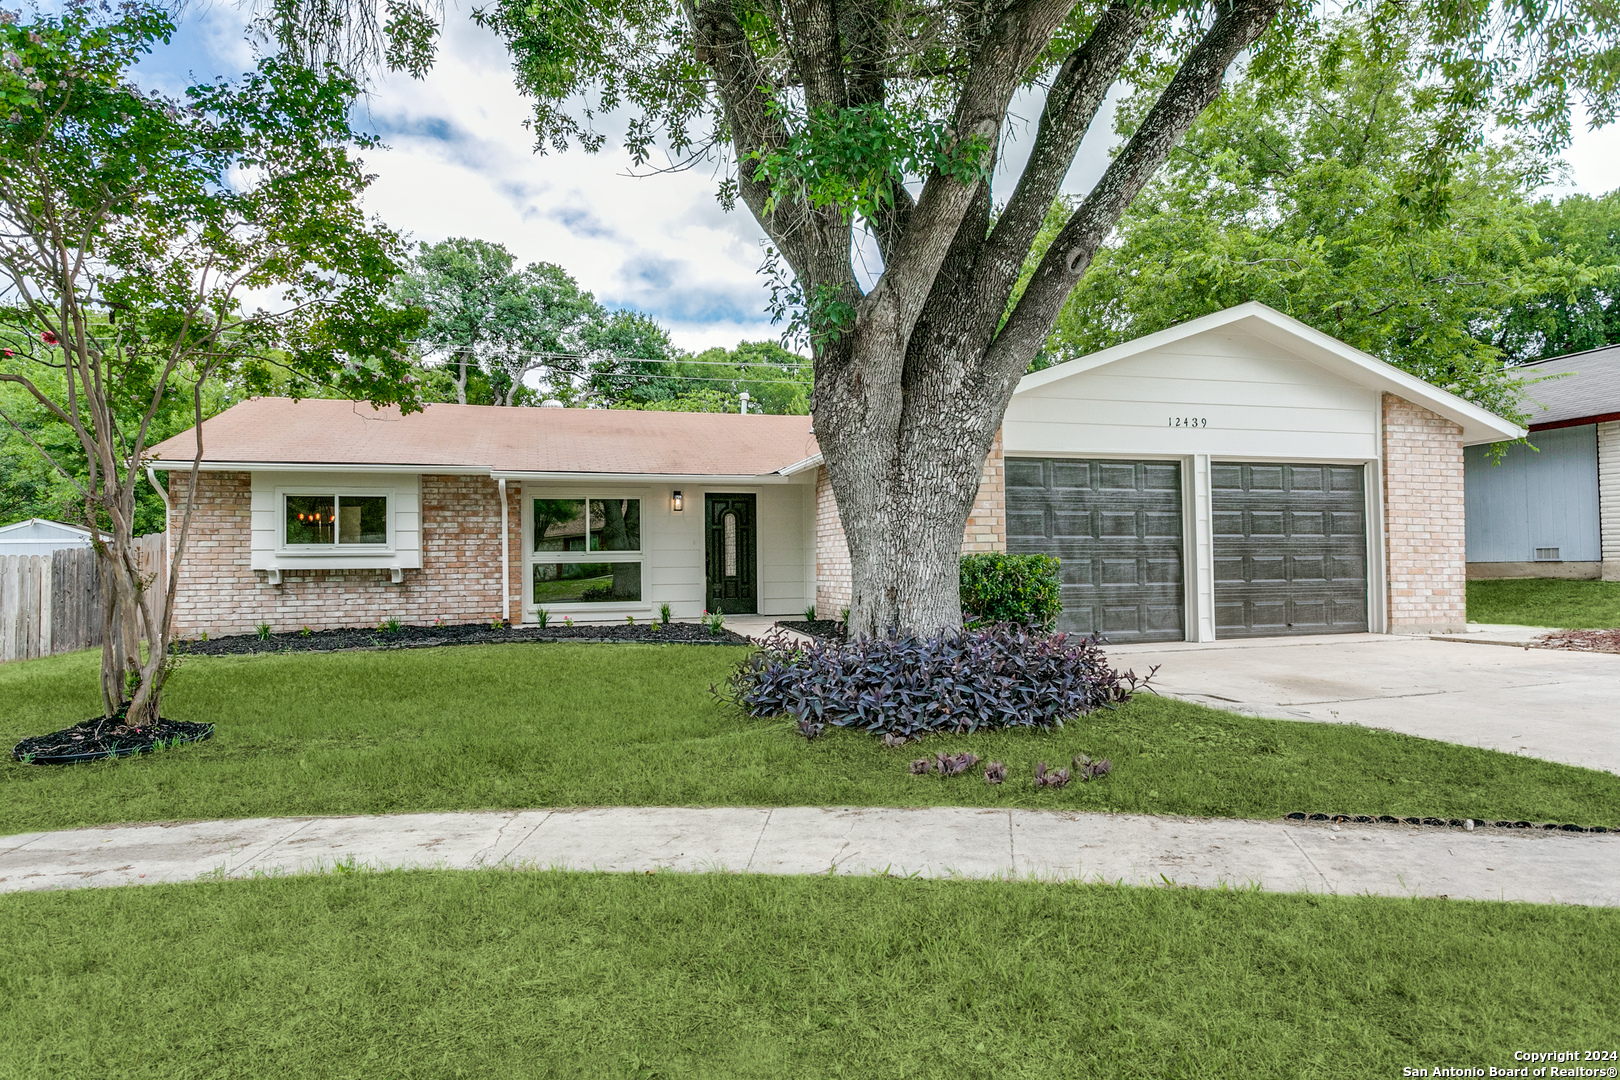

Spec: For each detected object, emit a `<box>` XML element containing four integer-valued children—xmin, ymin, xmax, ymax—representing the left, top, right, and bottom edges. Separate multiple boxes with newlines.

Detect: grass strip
<box><xmin>2</xmin><ymin>643</ymin><xmax>1617</xmax><ymax>834</ymax></box>
<box><xmin>1467</xmin><ymin>578</ymin><xmax>1620</xmax><ymax>628</ymax></box>
<box><xmin>0</xmin><ymin>869</ymin><xmax>1615</xmax><ymax>1079</ymax></box>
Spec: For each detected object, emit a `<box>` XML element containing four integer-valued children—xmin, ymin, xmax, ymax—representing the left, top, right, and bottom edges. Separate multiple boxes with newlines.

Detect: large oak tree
<box><xmin>285</xmin><ymin>0</ymin><xmax>1620</xmax><ymax>636</ymax></box>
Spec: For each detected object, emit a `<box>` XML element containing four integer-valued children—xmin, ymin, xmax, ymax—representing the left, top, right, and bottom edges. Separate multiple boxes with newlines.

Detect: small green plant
<box><xmin>535</xmin><ymin>608</ymin><xmax>550</xmax><ymax>628</ymax></box>
<box><xmin>838</xmin><ymin>607</ymin><xmax>850</xmax><ymax>628</ymax></box>
<box><xmin>380</xmin><ymin>617</ymin><xmax>403</xmax><ymax>634</ymax></box>
<box><xmin>433</xmin><ymin>616</ymin><xmax>446</xmax><ymax>628</ymax></box>
<box><xmin>803</xmin><ymin>604</ymin><xmax>817</xmax><ymax>622</ymax></box>
<box><xmin>255</xmin><ymin>622</ymin><xmax>273</xmax><ymax>641</ymax></box>
<box><xmin>198</xmin><ymin>630</ymin><xmax>208</xmax><ymax>642</ymax></box>
<box><xmin>490</xmin><ymin>617</ymin><xmax>507</xmax><ymax>630</ymax></box>
<box><xmin>659</xmin><ymin>602</ymin><xmax>672</xmax><ymax>626</ymax></box>
<box><xmin>626</xmin><ymin>614</ymin><xmax>636</xmax><ymax>625</ymax></box>
<box><xmin>960</xmin><ymin>552</ymin><xmax>1062</xmax><ymax>631</ymax></box>
<box><xmin>300</xmin><ymin>625</ymin><xmax>312</xmax><ymax>638</ymax></box>
<box><xmin>703</xmin><ymin>609</ymin><xmax>726</xmax><ymax>635</ymax></box>
<box><xmin>563</xmin><ymin>616</ymin><xmax>574</xmax><ymax>627</ymax></box>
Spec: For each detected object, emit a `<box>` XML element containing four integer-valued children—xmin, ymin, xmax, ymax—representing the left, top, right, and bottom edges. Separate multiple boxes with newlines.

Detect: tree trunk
<box><xmin>816</xmin><ymin>350</ymin><xmax>1002</xmax><ymax>639</ymax></box>
<box><xmin>95</xmin><ymin>523</ymin><xmax>170</xmax><ymax>724</ymax></box>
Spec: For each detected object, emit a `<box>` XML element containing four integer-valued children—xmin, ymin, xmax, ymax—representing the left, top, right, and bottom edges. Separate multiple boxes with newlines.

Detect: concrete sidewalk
<box><xmin>2</xmin><ymin>807</ymin><xmax>1615</xmax><ymax>906</ymax></box>
<box><xmin>1110</xmin><ymin>633</ymin><xmax>1620</xmax><ymax>775</ymax></box>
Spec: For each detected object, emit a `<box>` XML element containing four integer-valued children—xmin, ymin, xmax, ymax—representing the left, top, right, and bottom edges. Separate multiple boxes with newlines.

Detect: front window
<box><xmin>531</xmin><ymin>496</ymin><xmax>643</xmax><ymax>604</ymax></box>
<box><xmin>285</xmin><ymin>494</ymin><xmax>387</xmax><ymax>546</ymax></box>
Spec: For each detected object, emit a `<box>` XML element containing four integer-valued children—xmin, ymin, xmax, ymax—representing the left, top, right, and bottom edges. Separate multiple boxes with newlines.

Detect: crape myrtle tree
<box><xmin>0</xmin><ymin>3</ymin><xmax>422</xmax><ymax>723</ymax></box>
<box><xmin>284</xmin><ymin>0</ymin><xmax>1619</xmax><ymax>635</ymax></box>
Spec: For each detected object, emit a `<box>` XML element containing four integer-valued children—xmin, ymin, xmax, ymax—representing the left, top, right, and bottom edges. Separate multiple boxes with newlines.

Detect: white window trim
<box><xmin>275</xmin><ymin>486</ymin><xmax>396</xmax><ymax>556</ymax></box>
<box><xmin>523</xmin><ymin>492</ymin><xmax>651</xmax><ymax>613</ymax></box>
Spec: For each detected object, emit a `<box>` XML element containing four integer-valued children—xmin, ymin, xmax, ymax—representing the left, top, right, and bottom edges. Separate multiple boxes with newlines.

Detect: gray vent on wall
<box><xmin>1534</xmin><ymin>547</ymin><xmax>1561</xmax><ymax>561</ymax></box>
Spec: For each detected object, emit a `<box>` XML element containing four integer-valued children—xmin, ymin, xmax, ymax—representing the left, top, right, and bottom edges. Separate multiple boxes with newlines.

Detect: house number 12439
<box><xmin>1168</xmin><ymin>417</ymin><xmax>1208</xmax><ymax>428</ymax></box>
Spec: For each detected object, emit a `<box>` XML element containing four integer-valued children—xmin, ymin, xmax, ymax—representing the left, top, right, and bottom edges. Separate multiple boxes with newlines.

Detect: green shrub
<box><xmin>959</xmin><ymin>553</ymin><xmax>1061</xmax><ymax>632</ymax></box>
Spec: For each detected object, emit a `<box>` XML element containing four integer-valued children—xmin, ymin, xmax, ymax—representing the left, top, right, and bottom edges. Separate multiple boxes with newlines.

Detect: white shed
<box><xmin>0</xmin><ymin>518</ymin><xmax>97</xmax><ymax>557</ymax></box>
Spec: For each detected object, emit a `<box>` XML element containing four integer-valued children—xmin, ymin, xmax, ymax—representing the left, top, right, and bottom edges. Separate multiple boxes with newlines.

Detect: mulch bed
<box><xmin>1536</xmin><ymin>628</ymin><xmax>1620</xmax><ymax>654</ymax></box>
<box><xmin>178</xmin><ymin>620</ymin><xmax>752</xmax><ymax>657</ymax></box>
<box><xmin>775</xmin><ymin>619</ymin><xmax>847</xmax><ymax>641</ymax></box>
<box><xmin>12</xmin><ymin>716</ymin><xmax>214</xmax><ymax>765</ymax></box>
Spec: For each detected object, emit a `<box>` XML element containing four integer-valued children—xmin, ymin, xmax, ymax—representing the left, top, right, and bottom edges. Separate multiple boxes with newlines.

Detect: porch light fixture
<box><xmin>672</xmin><ymin>490</ymin><xmax>684</xmax><ymax>512</ymax></box>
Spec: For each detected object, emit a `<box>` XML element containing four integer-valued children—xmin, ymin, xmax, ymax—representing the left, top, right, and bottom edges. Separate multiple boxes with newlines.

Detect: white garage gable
<box><xmin>1007</xmin><ymin>327</ymin><xmax>1382</xmax><ymax>462</ymax></box>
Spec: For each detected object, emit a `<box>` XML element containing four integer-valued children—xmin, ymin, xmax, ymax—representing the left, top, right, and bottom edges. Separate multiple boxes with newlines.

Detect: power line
<box><xmin>407</xmin><ymin>344</ymin><xmax>811</xmax><ymax>370</ymax></box>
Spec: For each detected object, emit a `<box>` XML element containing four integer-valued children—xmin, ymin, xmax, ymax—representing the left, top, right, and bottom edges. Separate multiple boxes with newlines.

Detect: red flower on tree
<box><xmin>39</xmin><ymin>330</ymin><xmax>58</xmax><ymax>345</ymax></box>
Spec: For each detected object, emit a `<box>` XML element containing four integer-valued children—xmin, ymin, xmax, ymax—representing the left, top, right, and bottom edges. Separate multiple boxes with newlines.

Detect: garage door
<box><xmin>1006</xmin><ymin>458</ymin><xmax>1184</xmax><ymax>643</ymax></box>
<box><xmin>1212</xmin><ymin>463</ymin><xmax>1368</xmax><ymax>637</ymax></box>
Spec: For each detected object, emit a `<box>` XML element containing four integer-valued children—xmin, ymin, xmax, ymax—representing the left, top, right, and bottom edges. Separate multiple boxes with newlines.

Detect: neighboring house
<box><xmin>1465</xmin><ymin>344</ymin><xmax>1620</xmax><ymax>581</ymax></box>
<box><xmin>0</xmin><ymin>518</ymin><xmax>98</xmax><ymax>557</ymax></box>
<box><xmin>147</xmin><ymin>302</ymin><xmax>1520</xmax><ymax>642</ymax></box>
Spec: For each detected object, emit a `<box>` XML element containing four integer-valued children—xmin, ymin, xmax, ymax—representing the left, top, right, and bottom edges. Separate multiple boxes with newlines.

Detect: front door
<box><xmin>705</xmin><ymin>493</ymin><xmax>758</xmax><ymax>614</ymax></box>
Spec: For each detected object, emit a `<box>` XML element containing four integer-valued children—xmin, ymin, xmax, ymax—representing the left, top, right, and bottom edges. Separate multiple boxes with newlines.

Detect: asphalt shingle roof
<box><xmin>1517</xmin><ymin>344</ymin><xmax>1620</xmax><ymax>428</ymax></box>
<box><xmin>146</xmin><ymin>397</ymin><xmax>821</xmax><ymax>476</ymax></box>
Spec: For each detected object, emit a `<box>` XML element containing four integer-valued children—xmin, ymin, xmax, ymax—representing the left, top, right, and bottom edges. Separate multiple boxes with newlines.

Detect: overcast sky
<box><xmin>140</xmin><ymin>4</ymin><xmax>1620</xmax><ymax>353</ymax></box>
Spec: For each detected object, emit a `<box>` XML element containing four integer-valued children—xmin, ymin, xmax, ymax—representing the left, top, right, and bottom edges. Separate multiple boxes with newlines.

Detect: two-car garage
<box><xmin>1006</xmin><ymin>457</ymin><xmax>1369</xmax><ymax>643</ymax></box>
<box><xmin>996</xmin><ymin>303</ymin><xmax>1521</xmax><ymax>641</ymax></box>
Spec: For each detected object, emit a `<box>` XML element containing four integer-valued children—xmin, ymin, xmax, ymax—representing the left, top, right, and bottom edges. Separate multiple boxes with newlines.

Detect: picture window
<box><xmin>285</xmin><ymin>494</ymin><xmax>387</xmax><ymax>546</ymax></box>
<box><xmin>529</xmin><ymin>497</ymin><xmax>643</xmax><ymax>605</ymax></box>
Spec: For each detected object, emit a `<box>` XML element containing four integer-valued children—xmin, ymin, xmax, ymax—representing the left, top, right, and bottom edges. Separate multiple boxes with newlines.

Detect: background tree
<box><xmin>1496</xmin><ymin>191</ymin><xmax>1620</xmax><ymax>364</ymax></box>
<box><xmin>0</xmin><ymin>3</ymin><xmax>421</xmax><ymax>723</ymax></box>
<box><xmin>0</xmin><ymin>370</ymin><xmax>230</xmax><ymax>533</ymax></box>
<box><xmin>580</xmin><ymin>309</ymin><xmax>682</xmax><ymax>406</ymax></box>
<box><xmin>393</xmin><ymin>237</ymin><xmax>601</xmax><ymax>405</ymax></box>
<box><xmin>276</xmin><ymin>0</ymin><xmax>1620</xmax><ymax>635</ymax></box>
<box><xmin>605</xmin><ymin>339</ymin><xmax>813</xmax><ymax>413</ymax></box>
<box><xmin>1033</xmin><ymin>25</ymin><xmax>1601</xmax><ymax>421</ymax></box>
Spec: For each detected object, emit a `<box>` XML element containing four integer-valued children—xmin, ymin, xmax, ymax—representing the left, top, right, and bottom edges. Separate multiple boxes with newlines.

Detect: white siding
<box><xmin>518</xmin><ymin>480</ymin><xmax>814</xmax><ymax>622</ymax></box>
<box><xmin>756</xmin><ymin>484</ymin><xmax>814</xmax><ymax>616</ymax></box>
<box><xmin>1602</xmin><ymin>421</ymin><xmax>1620</xmax><ymax>578</ymax></box>
<box><xmin>1005</xmin><ymin>330</ymin><xmax>1381</xmax><ymax>461</ymax></box>
<box><xmin>249</xmin><ymin>471</ymin><xmax>422</xmax><ymax>572</ymax></box>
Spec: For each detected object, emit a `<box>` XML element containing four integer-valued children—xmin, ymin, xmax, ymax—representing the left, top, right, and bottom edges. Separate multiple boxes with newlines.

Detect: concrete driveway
<box><xmin>1107</xmin><ymin>634</ymin><xmax>1620</xmax><ymax>776</ymax></box>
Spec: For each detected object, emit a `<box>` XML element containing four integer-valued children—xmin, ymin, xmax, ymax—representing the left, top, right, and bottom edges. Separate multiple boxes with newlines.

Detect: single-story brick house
<box><xmin>148</xmin><ymin>302</ymin><xmax>1521</xmax><ymax>642</ymax></box>
<box><xmin>1464</xmin><ymin>342</ymin><xmax>1620</xmax><ymax>581</ymax></box>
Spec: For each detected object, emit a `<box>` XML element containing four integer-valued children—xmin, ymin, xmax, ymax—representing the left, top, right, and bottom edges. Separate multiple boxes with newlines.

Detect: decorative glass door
<box><xmin>705</xmin><ymin>493</ymin><xmax>757</xmax><ymax>614</ymax></box>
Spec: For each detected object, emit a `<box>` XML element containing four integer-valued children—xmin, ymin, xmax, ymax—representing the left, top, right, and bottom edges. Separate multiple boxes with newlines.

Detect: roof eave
<box><xmin>492</xmin><ymin>470</ymin><xmax>806</xmax><ymax>484</ymax></box>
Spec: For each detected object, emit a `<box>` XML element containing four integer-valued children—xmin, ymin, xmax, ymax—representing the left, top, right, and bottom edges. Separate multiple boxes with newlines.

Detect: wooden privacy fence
<box><xmin>0</xmin><ymin>533</ymin><xmax>167</xmax><ymax>662</ymax></box>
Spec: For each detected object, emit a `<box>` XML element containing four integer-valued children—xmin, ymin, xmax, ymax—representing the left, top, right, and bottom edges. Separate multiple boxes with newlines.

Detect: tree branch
<box><xmin>855</xmin><ymin>0</ymin><xmax>1080</xmax><ymax>358</ymax></box>
<box><xmin>978</xmin><ymin>2</ymin><xmax>1149</xmax><ymax>293</ymax></box>
<box><xmin>988</xmin><ymin>0</ymin><xmax>1287</xmax><ymax>376</ymax></box>
<box><xmin>783</xmin><ymin>0</ymin><xmax>848</xmax><ymax>110</ymax></box>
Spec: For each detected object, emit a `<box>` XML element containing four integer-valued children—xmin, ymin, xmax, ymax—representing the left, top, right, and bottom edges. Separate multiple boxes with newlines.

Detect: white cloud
<box><xmin>138</xmin><ymin>8</ymin><xmax>1619</xmax><ymax>355</ymax></box>
<box><xmin>353</xmin><ymin>19</ymin><xmax>782</xmax><ymax>352</ymax></box>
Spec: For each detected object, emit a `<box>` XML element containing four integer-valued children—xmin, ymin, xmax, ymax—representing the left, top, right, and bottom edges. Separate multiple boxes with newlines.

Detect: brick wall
<box><xmin>813</xmin><ymin>466</ymin><xmax>852</xmax><ymax>617</ymax></box>
<box><xmin>1600</xmin><ymin>420</ymin><xmax>1620</xmax><ymax>581</ymax></box>
<box><xmin>1382</xmin><ymin>394</ymin><xmax>1467</xmax><ymax>632</ymax></box>
<box><xmin>168</xmin><ymin>471</ymin><xmax>522</xmax><ymax>637</ymax></box>
<box><xmin>814</xmin><ymin>432</ymin><xmax>1006</xmax><ymax>615</ymax></box>
<box><xmin>960</xmin><ymin>428</ymin><xmax>1006</xmax><ymax>554</ymax></box>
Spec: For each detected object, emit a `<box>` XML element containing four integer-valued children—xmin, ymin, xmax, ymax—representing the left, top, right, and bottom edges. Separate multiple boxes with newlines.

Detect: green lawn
<box><xmin>0</xmin><ymin>869</ymin><xmax>1614</xmax><ymax>1078</ymax></box>
<box><xmin>3</xmin><ymin>643</ymin><xmax>1617</xmax><ymax>834</ymax></box>
<box><xmin>1467</xmin><ymin>577</ymin><xmax>1620</xmax><ymax>628</ymax></box>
